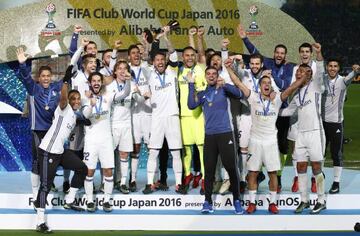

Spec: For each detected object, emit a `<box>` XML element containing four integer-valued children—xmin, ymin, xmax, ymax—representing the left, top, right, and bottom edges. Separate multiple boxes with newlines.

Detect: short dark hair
<box><xmin>326</xmin><ymin>58</ymin><xmax>341</xmax><ymax>67</ymax></box>
<box><xmin>274</xmin><ymin>44</ymin><xmax>287</xmax><ymax>54</ymax></box>
<box><xmin>128</xmin><ymin>44</ymin><xmax>140</xmax><ymax>55</ymax></box>
<box><xmin>250</xmin><ymin>54</ymin><xmax>264</xmax><ymax>64</ymax></box>
<box><xmin>87</xmin><ymin>71</ymin><xmax>103</xmax><ymax>83</ymax></box>
<box><xmin>182</xmin><ymin>46</ymin><xmax>197</xmax><ymax>54</ymax></box>
<box><xmin>207</xmin><ymin>52</ymin><xmax>221</xmax><ymax>67</ymax></box>
<box><xmin>38</xmin><ymin>66</ymin><xmax>52</xmax><ymax>77</ymax></box>
<box><xmin>205</xmin><ymin>66</ymin><xmax>219</xmax><ymax>75</ymax></box>
<box><xmin>205</xmin><ymin>48</ymin><xmax>215</xmax><ymax>55</ymax></box>
<box><xmin>259</xmin><ymin>75</ymin><xmax>271</xmax><ymax>85</ymax></box>
<box><xmin>102</xmin><ymin>49</ymin><xmax>113</xmax><ymax>60</ymax></box>
<box><xmin>82</xmin><ymin>54</ymin><xmax>97</xmax><ymax>66</ymax></box>
<box><xmin>299</xmin><ymin>43</ymin><xmax>312</xmax><ymax>53</ymax></box>
<box><xmin>84</xmin><ymin>41</ymin><xmax>97</xmax><ymax>52</ymax></box>
<box><xmin>68</xmin><ymin>89</ymin><xmax>80</xmax><ymax>99</ymax></box>
<box><xmin>299</xmin><ymin>63</ymin><xmax>312</xmax><ymax>69</ymax></box>
<box><xmin>153</xmin><ymin>51</ymin><xmax>166</xmax><ymax>59</ymax></box>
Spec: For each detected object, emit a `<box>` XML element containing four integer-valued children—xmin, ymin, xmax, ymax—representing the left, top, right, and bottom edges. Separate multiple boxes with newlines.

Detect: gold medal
<box><xmin>208</xmin><ymin>102</ymin><xmax>213</xmax><ymax>107</ymax></box>
<box><xmin>44</xmin><ymin>105</ymin><xmax>49</xmax><ymax>110</ymax></box>
<box><xmin>95</xmin><ymin>114</ymin><xmax>100</xmax><ymax>119</ymax></box>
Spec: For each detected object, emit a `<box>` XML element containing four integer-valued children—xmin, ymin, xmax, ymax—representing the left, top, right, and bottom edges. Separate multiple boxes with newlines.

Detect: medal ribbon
<box><xmin>298</xmin><ymin>81</ymin><xmax>311</xmax><ymax>107</ymax></box>
<box><xmin>259</xmin><ymin>93</ymin><xmax>271</xmax><ymax>116</ymax></box>
<box><xmin>94</xmin><ymin>96</ymin><xmax>103</xmax><ymax>117</ymax></box>
<box><xmin>156</xmin><ymin>72</ymin><xmax>166</xmax><ymax>87</ymax></box>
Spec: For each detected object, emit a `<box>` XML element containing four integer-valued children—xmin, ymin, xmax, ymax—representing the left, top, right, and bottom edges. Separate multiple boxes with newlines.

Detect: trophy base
<box><xmin>41</xmin><ymin>29</ymin><xmax>61</xmax><ymax>37</ymax></box>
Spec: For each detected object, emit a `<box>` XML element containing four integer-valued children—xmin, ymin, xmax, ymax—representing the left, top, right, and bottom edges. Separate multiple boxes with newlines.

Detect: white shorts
<box><xmin>239</xmin><ymin>114</ymin><xmax>252</xmax><ymax>148</ymax></box>
<box><xmin>148</xmin><ymin>115</ymin><xmax>182</xmax><ymax>150</ymax></box>
<box><xmin>83</xmin><ymin>139</ymin><xmax>114</xmax><ymax>169</ymax></box>
<box><xmin>293</xmin><ymin>130</ymin><xmax>325</xmax><ymax>162</ymax></box>
<box><xmin>247</xmin><ymin>138</ymin><xmax>280</xmax><ymax>172</ymax></box>
<box><xmin>132</xmin><ymin>114</ymin><xmax>151</xmax><ymax>144</ymax></box>
<box><xmin>287</xmin><ymin>121</ymin><xmax>298</xmax><ymax>141</ymax></box>
<box><xmin>112</xmin><ymin>125</ymin><xmax>133</xmax><ymax>152</ymax></box>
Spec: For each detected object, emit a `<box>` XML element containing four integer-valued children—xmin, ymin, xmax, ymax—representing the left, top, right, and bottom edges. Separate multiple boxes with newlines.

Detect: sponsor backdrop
<box><xmin>0</xmin><ymin>0</ymin><xmax>314</xmax><ymax>171</ymax></box>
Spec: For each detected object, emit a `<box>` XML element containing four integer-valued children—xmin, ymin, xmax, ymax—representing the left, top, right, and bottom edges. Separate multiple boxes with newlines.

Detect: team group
<box><xmin>17</xmin><ymin>23</ymin><xmax>359</xmax><ymax>233</ymax></box>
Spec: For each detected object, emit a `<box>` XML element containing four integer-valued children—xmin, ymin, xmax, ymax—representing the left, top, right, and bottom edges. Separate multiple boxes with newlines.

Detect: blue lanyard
<box><xmin>298</xmin><ymin>81</ymin><xmax>311</xmax><ymax>106</ymax></box>
<box><xmin>44</xmin><ymin>87</ymin><xmax>53</xmax><ymax>108</ymax></box>
<box><xmin>116</xmin><ymin>80</ymin><xmax>124</xmax><ymax>92</ymax></box>
<box><xmin>95</xmin><ymin>96</ymin><xmax>103</xmax><ymax>116</ymax></box>
<box><xmin>327</xmin><ymin>75</ymin><xmax>338</xmax><ymax>96</ymax></box>
<box><xmin>133</xmin><ymin>68</ymin><xmax>142</xmax><ymax>84</ymax></box>
<box><xmin>105</xmin><ymin>66</ymin><xmax>112</xmax><ymax>76</ymax></box>
<box><xmin>250</xmin><ymin>73</ymin><xmax>259</xmax><ymax>92</ymax></box>
<box><xmin>259</xmin><ymin>93</ymin><xmax>271</xmax><ymax>115</ymax></box>
<box><xmin>205</xmin><ymin>87</ymin><xmax>216</xmax><ymax>104</ymax></box>
<box><xmin>156</xmin><ymin>72</ymin><xmax>166</xmax><ymax>87</ymax></box>
<box><xmin>181</xmin><ymin>66</ymin><xmax>195</xmax><ymax>82</ymax></box>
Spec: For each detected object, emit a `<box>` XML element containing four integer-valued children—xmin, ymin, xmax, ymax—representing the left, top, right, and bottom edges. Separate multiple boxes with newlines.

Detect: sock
<box><xmin>241</xmin><ymin>152</ymin><xmax>248</xmax><ymax>182</ymax></box>
<box><xmin>270</xmin><ymin>191</ymin><xmax>277</xmax><ymax>204</ymax></box>
<box><xmin>63</xmin><ymin>169</ymin><xmax>70</xmax><ymax>182</ymax></box>
<box><xmin>120</xmin><ymin>157</ymin><xmax>129</xmax><ymax>184</ymax></box>
<box><xmin>171</xmin><ymin>150</ymin><xmax>183</xmax><ymax>185</ymax></box>
<box><xmin>292</xmin><ymin>159</ymin><xmax>298</xmax><ymax>177</ymax></box>
<box><xmin>277</xmin><ymin>154</ymin><xmax>288</xmax><ymax>176</ymax></box>
<box><xmin>334</xmin><ymin>166</ymin><xmax>342</xmax><ymax>182</ymax></box>
<box><xmin>31</xmin><ymin>173</ymin><xmax>40</xmax><ymax>201</ymax></box>
<box><xmin>183</xmin><ymin>146</ymin><xmax>192</xmax><ymax>176</ymax></box>
<box><xmin>298</xmin><ymin>173</ymin><xmax>308</xmax><ymax>203</ymax></box>
<box><xmin>65</xmin><ymin>187</ymin><xmax>78</xmax><ymax>203</ymax></box>
<box><xmin>315</xmin><ymin>172</ymin><xmax>325</xmax><ymax>204</ymax></box>
<box><xmin>147</xmin><ymin>149</ymin><xmax>159</xmax><ymax>185</ymax></box>
<box><xmin>84</xmin><ymin>176</ymin><xmax>94</xmax><ymax>203</ymax></box>
<box><xmin>130</xmin><ymin>153</ymin><xmax>139</xmax><ymax>183</ymax></box>
<box><xmin>37</xmin><ymin>208</ymin><xmax>45</xmax><ymax>225</ymax></box>
<box><xmin>114</xmin><ymin>152</ymin><xmax>121</xmax><ymax>184</ymax></box>
<box><xmin>104</xmin><ymin>176</ymin><xmax>113</xmax><ymax>203</ymax></box>
<box><xmin>249</xmin><ymin>190</ymin><xmax>256</xmax><ymax>204</ymax></box>
<box><xmin>223</xmin><ymin>168</ymin><xmax>229</xmax><ymax>180</ymax></box>
<box><xmin>198</xmin><ymin>145</ymin><xmax>205</xmax><ymax>179</ymax></box>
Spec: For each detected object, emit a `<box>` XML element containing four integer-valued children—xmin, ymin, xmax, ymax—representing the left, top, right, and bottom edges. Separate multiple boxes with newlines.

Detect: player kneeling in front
<box><xmin>226</xmin><ymin>58</ymin><xmax>306</xmax><ymax>214</ymax></box>
<box><xmin>188</xmin><ymin>67</ymin><xmax>244</xmax><ymax>214</ymax></box>
<box><xmin>34</xmin><ymin>65</ymin><xmax>88</xmax><ymax>233</ymax></box>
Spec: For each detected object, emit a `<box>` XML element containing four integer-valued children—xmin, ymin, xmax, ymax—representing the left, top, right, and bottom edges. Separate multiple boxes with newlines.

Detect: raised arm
<box><xmin>186</xmin><ymin>71</ymin><xmax>204</xmax><ymax>109</ymax></box>
<box><xmin>71</xmin><ymin>37</ymin><xmax>89</xmax><ymax>72</ymax></box>
<box><xmin>59</xmin><ymin>66</ymin><xmax>74</xmax><ymax>110</ymax></box>
<box><xmin>279</xmin><ymin>96</ymin><xmax>298</xmax><ymax>116</ymax></box>
<box><xmin>16</xmin><ymin>47</ymin><xmax>35</xmax><ymax>92</ymax></box>
<box><xmin>224</xmin><ymin>58</ymin><xmax>250</xmax><ymax>98</ymax></box>
<box><xmin>196</xmin><ymin>26</ymin><xmax>206</xmax><ymax>64</ymax></box>
<box><xmin>237</xmin><ymin>24</ymin><xmax>259</xmax><ymax>55</ymax></box>
<box><xmin>69</xmin><ymin>25</ymin><xmax>82</xmax><ymax>57</ymax></box>
<box><xmin>344</xmin><ymin>64</ymin><xmax>360</xmax><ymax>86</ymax></box>
<box><xmin>280</xmin><ymin>74</ymin><xmax>306</xmax><ymax>102</ymax></box>
<box><xmin>109</xmin><ymin>40</ymin><xmax>122</xmax><ymax>72</ymax></box>
<box><xmin>221</xmin><ymin>38</ymin><xmax>230</xmax><ymax>66</ymax></box>
<box><xmin>188</xmin><ymin>26</ymin><xmax>197</xmax><ymax>49</ymax></box>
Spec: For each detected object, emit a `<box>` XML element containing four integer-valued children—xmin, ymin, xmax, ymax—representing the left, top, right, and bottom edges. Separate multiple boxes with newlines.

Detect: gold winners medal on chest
<box><xmin>44</xmin><ymin>105</ymin><xmax>49</xmax><ymax>110</ymax></box>
<box><xmin>95</xmin><ymin>114</ymin><xmax>100</xmax><ymax>119</ymax></box>
<box><xmin>208</xmin><ymin>102</ymin><xmax>213</xmax><ymax>107</ymax></box>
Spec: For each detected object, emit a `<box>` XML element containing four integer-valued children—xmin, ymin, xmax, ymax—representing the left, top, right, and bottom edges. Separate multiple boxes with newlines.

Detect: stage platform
<box><xmin>0</xmin><ymin>167</ymin><xmax>359</xmax><ymax>231</ymax></box>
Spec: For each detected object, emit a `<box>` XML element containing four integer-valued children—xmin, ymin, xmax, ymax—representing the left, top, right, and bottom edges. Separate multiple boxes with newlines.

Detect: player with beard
<box><xmin>238</xmin><ymin>24</ymin><xmax>295</xmax><ymax>192</ymax></box>
<box><xmin>127</xmin><ymin>44</ymin><xmax>153</xmax><ymax>192</ymax></box>
<box><xmin>280</xmin><ymin>43</ymin><xmax>327</xmax><ymax>214</ymax></box>
<box><xmin>69</xmin><ymin>25</ymin><xmax>101</xmax><ymax>71</ymax></box>
<box><xmin>289</xmin><ymin>43</ymin><xmax>319</xmax><ymax>193</ymax></box>
<box><xmin>322</xmin><ymin>60</ymin><xmax>359</xmax><ymax>194</ymax></box>
<box><xmin>142</xmin><ymin>26</ymin><xmax>186</xmax><ymax>195</ymax></box>
<box><xmin>82</xmin><ymin>72</ymin><xmax>131</xmax><ymax>212</ymax></box>
<box><xmin>178</xmin><ymin>45</ymin><xmax>207</xmax><ymax>194</ymax></box>
<box><xmin>226</xmin><ymin>58</ymin><xmax>306</xmax><ymax>214</ymax></box>
<box><xmin>188</xmin><ymin>66</ymin><xmax>243</xmax><ymax>214</ymax></box>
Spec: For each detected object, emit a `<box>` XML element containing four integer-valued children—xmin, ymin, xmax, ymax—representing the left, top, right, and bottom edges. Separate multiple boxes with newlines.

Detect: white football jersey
<box><xmin>148</xmin><ymin>67</ymin><xmax>179</xmax><ymax>117</ymax></box>
<box><xmin>248</xmin><ymin>92</ymin><xmax>283</xmax><ymax>140</ymax></box>
<box><xmin>39</xmin><ymin>104</ymin><xmax>76</xmax><ymax>154</ymax></box>
<box><xmin>322</xmin><ymin>71</ymin><xmax>355</xmax><ymax>123</ymax></box>
<box><xmin>130</xmin><ymin>65</ymin><xmax>152</xmax><ymax>115</ymax></box>
<box><xmin>281</xmin><ymin>61</ymin><xmax>325</xmax><ymax>132</ymax></box>
<box><xmin>72</xmin><ymin>71</ymin><xmax>89</xmax><ymax>104</ymax></box>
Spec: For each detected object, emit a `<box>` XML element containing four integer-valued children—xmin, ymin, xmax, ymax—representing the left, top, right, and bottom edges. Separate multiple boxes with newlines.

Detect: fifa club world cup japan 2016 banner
<box><xmin>0</xmin><ymin>0</ymin><xmax>314</xmax><ymax>171</ymax></box>
<box><xmin>0</xmin><ymin>0</ymin><xmax>314</xmax><ymax>63</ymax></box>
